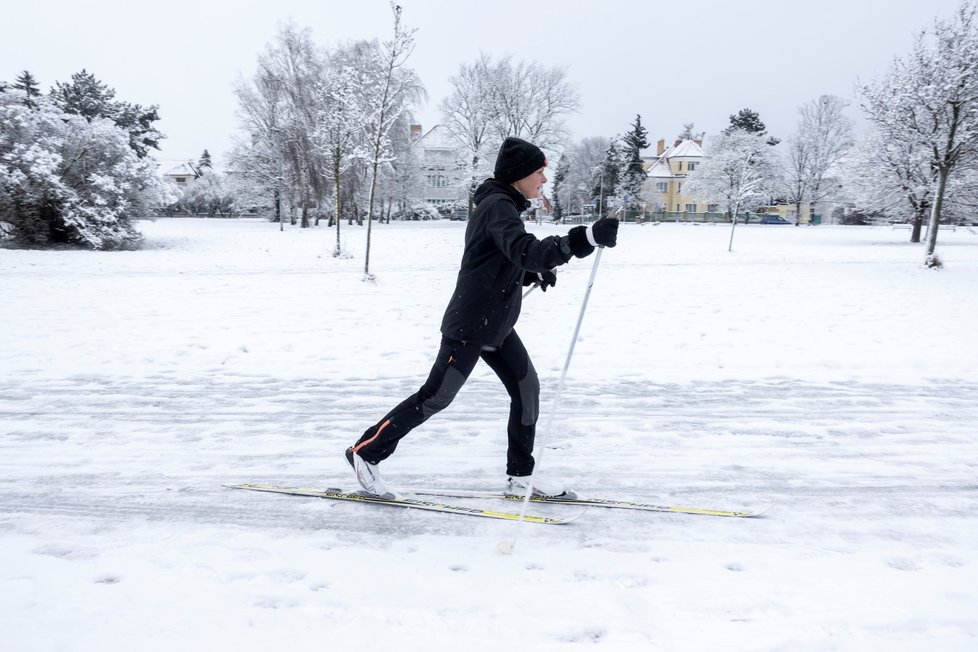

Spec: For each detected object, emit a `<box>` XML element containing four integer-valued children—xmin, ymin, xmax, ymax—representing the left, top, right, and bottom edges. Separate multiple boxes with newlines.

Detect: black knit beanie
<box><xmin>493</xmin><ymin>137</ymin><xmax>546</xmax><ymax>183</ymax></box>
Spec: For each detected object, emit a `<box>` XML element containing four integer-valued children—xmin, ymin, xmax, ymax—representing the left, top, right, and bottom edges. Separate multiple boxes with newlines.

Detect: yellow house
<box><xmin>642</xmin><ymin>138</ymin><xmax>717</xmax><ymax>216</ymax></box>
<box><xmin>642</xmin><ymin>138</ymin><xmax>818</xmax><ymax>223</ymax></box>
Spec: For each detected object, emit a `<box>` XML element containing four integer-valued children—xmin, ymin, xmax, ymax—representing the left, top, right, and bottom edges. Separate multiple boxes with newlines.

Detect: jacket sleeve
<box><xmin>487</xmin><ymin>204</ymin><xmax>572</xmax><ymax>272</ymax></box>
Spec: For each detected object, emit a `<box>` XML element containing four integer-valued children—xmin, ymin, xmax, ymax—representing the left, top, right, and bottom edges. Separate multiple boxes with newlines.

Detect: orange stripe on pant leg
<box><xmin>354</xmin><ymin>419</ymin><xmax>391</xmax><ymax>455</ymax></box>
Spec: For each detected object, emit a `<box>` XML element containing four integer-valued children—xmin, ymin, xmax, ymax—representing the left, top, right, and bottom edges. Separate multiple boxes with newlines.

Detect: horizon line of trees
<box><xmin>5</xmin><ymin>1</ymin><xmax>978</xmax><ymax>269</ymax></box>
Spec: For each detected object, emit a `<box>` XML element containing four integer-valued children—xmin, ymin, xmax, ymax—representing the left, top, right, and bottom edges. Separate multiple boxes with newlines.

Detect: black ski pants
<box><xmin>352</xmin><ymin>330</ymin><xmax>540</xmax><ymax>477</ymax></box>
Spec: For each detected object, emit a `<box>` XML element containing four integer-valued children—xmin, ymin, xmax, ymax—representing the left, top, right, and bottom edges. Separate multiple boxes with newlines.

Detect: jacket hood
<box><xmin>473</xmin><ymin>178</ymin><xmax>531</xmax><ymax>212</ymax></box>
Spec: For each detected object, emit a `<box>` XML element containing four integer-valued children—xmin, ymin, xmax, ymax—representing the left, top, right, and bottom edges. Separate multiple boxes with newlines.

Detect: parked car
<box><xmin>759</xmin><ymin>215</ymin><xmax>791</xmax><ymax>224</ymax></box>
<box><xmin>449</xmin><ymin>209</ymin><xmax>469</xmax><ymax>221</ymax></box>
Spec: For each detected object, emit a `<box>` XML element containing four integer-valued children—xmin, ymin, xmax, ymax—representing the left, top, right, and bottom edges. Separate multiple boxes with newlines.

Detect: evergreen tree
<box><xmin>593</xmin><ymin>139</ymin><xmax>622</xmax><ymax>216</ymax></box>
<box><xmin>678</xmin><ymin>122</ymin><xmax>705</xmax><ymax>141</ymax></box>
<box><xmin>724</xmin><ymin>107</ymin><xmax>780</xmax><ymax>145</ymax></box>
<box><xmin>198</xmin><ymin>149</ymin><xmax>213</xmax><ymax>170</ymax></box>
<box><xmin>551</xmin><ymin>155</ymin><xmax>569</xmax><ymax>220</ymax></box>
<box><xmin>50</xmin><ymin>70</ymin><xmax>163</xmax><ymax>158</ymax></box>
<box><xmin>13</xmin><ymin>70</ymin><xmax>42</xmax><ymax>110</ymax></box>
<box><xmin>620</xmin><ymin>114</ymin><xmax>649</xmax><ymax>210</ymax></box>
<box><xmin>113</xmin><ymin>101</ymin><xmax>163</xmax><ymax>158</ymax></box>
<box><xmin>51</xmin><ymin>69</ymin><xmax>116</xmax><ymax>120</ymax></box>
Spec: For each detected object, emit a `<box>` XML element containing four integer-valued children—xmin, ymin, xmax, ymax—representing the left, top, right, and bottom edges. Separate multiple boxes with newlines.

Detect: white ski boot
<box><xmin>345</xmin><ymin>447</ymin><xmax>395</xmax><ymax>499</ymax></box>
<box><xmin>505</xmin><ymin>474</ymin><xmax>577</xmax><ymax>499</ymax></box>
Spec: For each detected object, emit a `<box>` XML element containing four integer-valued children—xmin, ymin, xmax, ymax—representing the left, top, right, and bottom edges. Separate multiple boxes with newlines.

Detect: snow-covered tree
<box><xmin>169</xmin><ymin>170</ymin><xmax>239</xmax><ymax>217</ymax></box>
<box><xmin>593</xmin><ymin>139</ymin><xmax>624</xmax><ymax>217</ymax></box>
<box><xmin>781</xmin><ymin>95</ymin><xmax>853</xmax><ymax>226</ymax></box>
<box><xmin>479</xmin><ymin>55</ymin><xmax>579</xmax><ymax>150</ymax></box>
<box><xmin>860</xmin><ymin>0</ymin><xmax>978</xmax><ymax>266</ymax></box>
<box><xmin>842</xmin><ymin>129</ymin><xmax>931</xmax><ymax>233</ymax></box>
<box><xmin>678</xmin><ymin>122</ymin><xmax>705</xmax><ymax>141</ymax></box>
<box><xmin>439</xmin><ymin>54</ymin><xmax>498</xmax><ymax>212</ymax></box>
<box><xmin>724</xmin><ymin>107</ymin><xmax>780</xmax><ymax>146</ymax></box>
<box><xmin>685</xmin><ymin>130</ymin><xmax>779</xmax><ymax>251</ymax></box>
<box><xmin>313</xmin><ymin>40</ymin><xmax>374</xmax><ymax>255</ymax></box>
<box><xmin>620</xmin><ymin>114</ymin><xmax>650</xmax><ymax>211</ymax></box>
<box><xmin>360</xmin><ymin>2</ymin><xmax>424</xmax><ymax>280</ymax></box>
<box><xmin>198</xmin><ymin>149</ymin><xmax>213</xmax><ymax>170</ymax></box>
<box><xmin>12</xmin><ymin>71</ymin><xmax>41</xmax><ymax>110</ymax></box>
<box><xmin>49</xmin><ymin>69</ymin><xmax>162</xmax><ymax>158</ymax></box>
<box><xmin>441</xmin><ymin>52</ymin><xmax>579</xmax><ymax>207</ymax></box>
<box><xmin>0</xmin><ymin>90</ymin><xmax>167</xmax><ymax>248</ymax></box>
<box><xmin>551</xmin><ymin>155</ymin><xmax>570</xmax><ymax>221</ymax></box>
<box><xmin>381</xmin><ymin>115</ymin><xmax>425</xmax><ymax>223</ymax></box>
<box><xmin>553</xmin><ymin>137</ymin><xmax>607</xmax><ymax>219</ymax></box>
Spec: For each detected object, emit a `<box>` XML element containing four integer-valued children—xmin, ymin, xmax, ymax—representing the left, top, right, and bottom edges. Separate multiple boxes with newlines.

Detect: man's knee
<box><xmin>421</xmin><ymin>367</ymin><xmax>467</xmax><ymax>418</ymax></box>
<box><xmin>517</xmin><ymin>366</ymin><xmax>539</xmax><ymax>425</ymax></box>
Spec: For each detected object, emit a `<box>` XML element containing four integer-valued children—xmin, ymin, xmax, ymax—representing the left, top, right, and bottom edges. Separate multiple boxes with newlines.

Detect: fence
<box><xmin>557</xmin><ymin>211</ymin><xmax>738</xmax><ymax>224</ymax></box>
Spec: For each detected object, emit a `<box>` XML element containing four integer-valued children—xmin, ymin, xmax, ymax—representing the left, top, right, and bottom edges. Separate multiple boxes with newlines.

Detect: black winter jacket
<box><xmin>440</xmin><ymin>179</ymin><xmax>572</xmax><ymax>346</ymax></box>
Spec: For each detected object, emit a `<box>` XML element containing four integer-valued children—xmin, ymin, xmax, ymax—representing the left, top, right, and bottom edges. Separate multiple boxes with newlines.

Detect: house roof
<box><xmin>645</xmin><ymin>158</ymin><xmax>674</xmax><ymax>179</ymax></box>
<box><xmin>415</xmin><ymin>124</ymin><xmax>464</xmax><ymax>150</ymax></box>
<box><xmin>158</xmin><ymin>160</ymin><xmax>200</xmax><ymax>177</ymax></box>
<box><xmin>664</xmin><ymin>139</ymin><xmax>705</xmax><ymax>159</ymax></box>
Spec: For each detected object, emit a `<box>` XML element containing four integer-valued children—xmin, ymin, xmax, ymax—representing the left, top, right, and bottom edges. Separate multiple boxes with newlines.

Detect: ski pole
<box><xmin>498</xmin><ymin>246</ymin><xmax>605</xmax><ymax>555</ymax></box>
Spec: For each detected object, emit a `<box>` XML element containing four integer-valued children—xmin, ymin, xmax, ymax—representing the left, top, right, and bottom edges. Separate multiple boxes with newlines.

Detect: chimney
<box><xmin>410</xmin><ymin>123</ymin><xmax>422</xmax><ymax>139</ymax></box>
<box><xmin>657</xmin><ymin>138</ymin><xmax>666</xmax><ymax>155</ymax></box>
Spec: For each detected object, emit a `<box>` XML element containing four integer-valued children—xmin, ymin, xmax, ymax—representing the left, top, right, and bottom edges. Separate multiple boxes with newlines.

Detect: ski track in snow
<box><xmin>2</xmin><ymin>373</ymin><xmax>976</xmax><ymax>541</ymax></box>
<box><xmin>2</xmin><ymin>219</ymin><xmax>977</xmax><ymax>651</ymax></box>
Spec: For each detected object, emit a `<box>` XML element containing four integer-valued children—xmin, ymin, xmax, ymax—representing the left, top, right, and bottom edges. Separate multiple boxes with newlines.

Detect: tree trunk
<box><xmin>333</xmin><ymin>156</ymin><xmax>342</xmax><ymax>257</ymax></box>
<box><xmin>728</xmin><ymin>201</ymin><xmax>741</xmax><ymax>253</ymax></box>
<box><xmin>924</xmin><ymin>168</ymin><xmax>948</xmax><ymax>266</ymax></box>
<box><xmin>910</xmin><ymin>207</ymin><xmax>925</xmax><ymax>243</ymax></box>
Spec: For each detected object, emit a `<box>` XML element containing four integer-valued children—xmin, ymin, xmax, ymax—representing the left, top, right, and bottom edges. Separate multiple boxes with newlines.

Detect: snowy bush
<box><xmin>393</xmin><ymin>202</ymin><xmax>440</xmax><ymax>221</ymax></box>
<box><xmin>0</xmin><ymin>90</ymin><xmax>167</xmax><ymax>249</ymax></box>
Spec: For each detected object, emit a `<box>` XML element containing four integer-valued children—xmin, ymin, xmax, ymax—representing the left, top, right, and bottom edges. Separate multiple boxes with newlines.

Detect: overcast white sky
<box><xmin>1</xmin><ymin>0</ymin><xmax>964</xmax><ymax>166</ymax></box>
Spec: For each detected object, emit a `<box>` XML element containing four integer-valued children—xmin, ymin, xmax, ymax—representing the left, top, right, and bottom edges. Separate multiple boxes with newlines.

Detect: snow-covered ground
<box><xmin>1</xmin><ymin>217</ymin><xmax>976</xmax><ymax>651</ymax></box>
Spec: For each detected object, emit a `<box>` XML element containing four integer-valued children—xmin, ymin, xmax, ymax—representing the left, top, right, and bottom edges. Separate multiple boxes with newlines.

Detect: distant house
<box><xmin>158</xmin><ymin>160</ymin><xmax>201</xmax><ymax>185</ymax></box>
<box><xmin>412</xmin><ymin>124</ymin><xmax>467</xmax><ymax>208</ymax></box>
<box><xmin>642</xmin><ymin>138</ymin><xmax>710</xmax><ymax>215</ymax></box>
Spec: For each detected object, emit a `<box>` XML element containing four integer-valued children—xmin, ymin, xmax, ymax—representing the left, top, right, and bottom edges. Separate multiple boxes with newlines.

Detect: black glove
<box><xmin>523</xmin><ymin>269</ymin><xmax>557</xmax><ymax>291</ymax></box>
<box><xmin>561</xmin><ymin>217</ymin><xmax>619</xmax><ymax>260</ymax></box>
<box><xmin>537</xmin><ymin>269</ymin><xmax>557</xmax><ymax>292</ymax></box>
<box><xmin>590</xmin><ymin>217</ymin><xmax>619</xmax><ymax>248</ymax></box>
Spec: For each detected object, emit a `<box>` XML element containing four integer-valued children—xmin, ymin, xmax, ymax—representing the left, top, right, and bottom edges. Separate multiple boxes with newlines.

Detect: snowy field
<box><xmin>1</xmin><ymin>217</ymin><xmax>977</xmax><ymax>651</ymax></box>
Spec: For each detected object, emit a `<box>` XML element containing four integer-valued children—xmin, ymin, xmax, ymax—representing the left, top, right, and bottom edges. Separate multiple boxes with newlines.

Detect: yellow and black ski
<box><xmin>226</xmin><ymin>484</ymin><xmax>584</xmax><ymax>524</ymax></box>
<box><xmin>413</xmin><ymin>488</ymin><xmax>769</xmax><ymax>518</ymax></box>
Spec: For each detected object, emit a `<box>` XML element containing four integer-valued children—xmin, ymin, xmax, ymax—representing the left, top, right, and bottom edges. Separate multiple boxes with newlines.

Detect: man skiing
<box><xmin>346</xmin><ymin>137</ymin><xmax>618</xmax><ymax>498</ymax></box>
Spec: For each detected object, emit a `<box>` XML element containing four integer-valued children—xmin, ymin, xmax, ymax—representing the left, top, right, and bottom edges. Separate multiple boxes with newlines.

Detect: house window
<box><xmin>677</xmin><ymin>182</ymin><xmax>682</xmax><ymax>193</ymax></box>
<box><xmin>677</xmin><ymin>162</ymin><xmax>682</xmax><ymax>171</ymax></box>
<box><xmin>676</xmin><ymin>203</ymin><xmax>681</xmax><ymax>212</ymax></box>
<box><xmin>426</xmin><ymin>175</ymin><xmax>450</xmax><ymax>188</ymax></box>
<box><xmin>685</xmin><ymin>203</ymin><xmax>697</xmax><ymax>213</ymax></box>
<box><xmin>687</xmin><ymin>162</ymin><xmax>697</xmax><ymax>171</ymax></box>
<box><xmin>707</xmin><ymin>203</ymin><xmax>719</xmax><ymax>213</ymax></box>
<box><xmin>656</xmin><ymin>182</ymin><xmax>668</xmax><ymax>193</ymax></box>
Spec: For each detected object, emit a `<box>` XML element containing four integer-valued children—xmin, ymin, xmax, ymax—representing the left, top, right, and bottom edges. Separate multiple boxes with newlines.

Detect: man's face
<box><xmin>512</xmin><ymin>166</ymin><xmax>548</xmax><ymax>200</ymax></box>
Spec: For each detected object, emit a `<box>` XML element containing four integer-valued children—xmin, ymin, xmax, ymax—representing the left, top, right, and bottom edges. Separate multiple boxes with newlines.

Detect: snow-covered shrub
<box><xmin>0</xmin><ymin>91</ymin><xmax>167</xmax><ymax>249</ymax></box>
<box><xmin>393</xmin><ymin>201</ymin><xmax>440</xmax><ymax>221</ymax></box>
